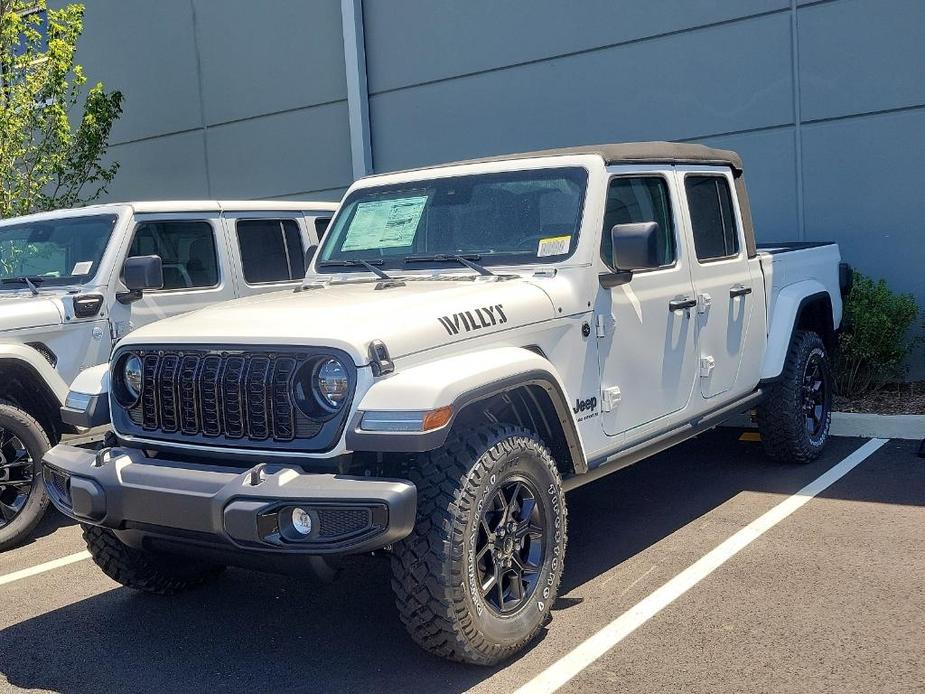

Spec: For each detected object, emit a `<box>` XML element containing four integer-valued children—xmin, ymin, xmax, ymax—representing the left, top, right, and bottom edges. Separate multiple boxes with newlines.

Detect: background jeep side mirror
<box><xmin>118</xmin><ymin>255</ymin><xmax>163</xmax><ymax>304</ymax></box>
<box><xmin>600</xmin><ymin>222</ymin><xmax>662</xmax><ymax>288</ymax></box>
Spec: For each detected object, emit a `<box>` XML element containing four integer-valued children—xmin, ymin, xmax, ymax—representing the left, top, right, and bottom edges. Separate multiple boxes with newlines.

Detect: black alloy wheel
<box><xmin>0</xmin><ymin>428</ymin><xmax>34</xmax><ymax>528</ymax></box>
<box><xmin>474</xmin><ymin>477</ymin><xmax>546</xmax><ymax>615</ymax></box>
<box><xmin>802</xmin><ymin>350</ymin><xmax>830</xmax><ymax>441</ymax></box>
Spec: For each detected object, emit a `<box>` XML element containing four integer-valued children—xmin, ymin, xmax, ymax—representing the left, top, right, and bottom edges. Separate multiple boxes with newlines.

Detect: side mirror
<box><xmin>600</xmin><ymin>222</ymin><xmax>662</xmax><ymax>288</ymax></box>
<box><xmin>304</xmin><ymin>244</ymin><xmax>318</xmax><ymax>270</ymax></box>
<box><xmin>118</xmin><ymin>255</ymin><xmax>163</xmax><ymax>304</ymax></box>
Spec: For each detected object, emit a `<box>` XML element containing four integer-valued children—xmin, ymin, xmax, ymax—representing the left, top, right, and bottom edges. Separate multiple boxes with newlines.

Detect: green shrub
<box><xmin>834</xmin><ymin>272</ymin><xmax>920</xmax><ymax>397</ymax></box>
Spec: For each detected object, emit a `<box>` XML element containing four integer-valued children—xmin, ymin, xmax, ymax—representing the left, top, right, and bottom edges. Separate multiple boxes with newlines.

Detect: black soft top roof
<box><xmin>448</xmin><ymin>141</ymin><xmax>743</xmax><ymax>175</ymax></box>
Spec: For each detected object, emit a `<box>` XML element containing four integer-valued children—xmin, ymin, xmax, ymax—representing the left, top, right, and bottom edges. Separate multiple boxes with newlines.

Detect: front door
<box><xmin>676</xmin><ymin>169</ymin><xmax>754</xmax><ymax>399</ymax></box>
<box><xmin>121</xmin><ymin>215</ymin><xmax>236</xmax><ymax>332</ymax></box>
<box><xmin>595</xmin><ymin>171</ymin><xmax>699</xmax><ymax>439</ymax></box>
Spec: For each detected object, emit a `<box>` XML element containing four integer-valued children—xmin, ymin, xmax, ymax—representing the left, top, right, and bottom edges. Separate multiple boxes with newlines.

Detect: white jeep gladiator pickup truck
<box><xmin>44</xmin><ymin>143</ymin><xmax>850</xmax><ymax>664</ymax></box>
<box><xmin>0</xmin><ymin>200</ymin><xmax>337</xmax><ymax>549</ymax></box>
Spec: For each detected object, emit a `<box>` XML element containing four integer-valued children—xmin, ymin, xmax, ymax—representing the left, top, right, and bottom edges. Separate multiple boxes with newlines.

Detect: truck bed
<box><xmin>756</xmin><ymin>240</ymin><xmax>844</xmax><ymax>334</ymax></box>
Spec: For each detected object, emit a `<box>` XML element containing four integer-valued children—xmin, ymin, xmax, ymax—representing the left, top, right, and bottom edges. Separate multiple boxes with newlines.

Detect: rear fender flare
<box><xmin>761</xmin><ymin>281</ymin><xmax>833</xmax><ymax>380</ymax></box>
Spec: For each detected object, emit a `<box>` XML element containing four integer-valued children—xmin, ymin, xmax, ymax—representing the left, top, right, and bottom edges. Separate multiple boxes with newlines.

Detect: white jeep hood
<box><xmin>121</xmin><ymin>277</ymin><xmax>556</xmax><ymax>363</ymax></box>
<box><xmin>0</xmin><ymin>293</ymin><xmax>64</xmax><ymax>332</ymax></box>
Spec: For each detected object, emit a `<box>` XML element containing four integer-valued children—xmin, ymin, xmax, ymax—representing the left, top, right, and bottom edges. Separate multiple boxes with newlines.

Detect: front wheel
<box><xmin>391</xmin><ymin>424</ymin><xmax>567</xmax><ymax>665</ymax></box>
<box><xmin>757</xmin><ymin>330</ymin><xmax>833</xmax><ymax>463</ymax></box>
<box><xmin>0</xmin><ymin>402</ymin><xmax>51</xmax><ymax>551</ymax></box>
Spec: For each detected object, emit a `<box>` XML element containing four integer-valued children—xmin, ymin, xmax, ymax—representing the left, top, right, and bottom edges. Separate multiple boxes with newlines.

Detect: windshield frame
<box><xmin>0</xmin><ymin>213</ymin><xmax>118</xmax><ymax>289</ymax></box>
<box><xmin>314</xmin><ymin>166</ymin><xmax>589</xmax><ymax>275</ymax></box>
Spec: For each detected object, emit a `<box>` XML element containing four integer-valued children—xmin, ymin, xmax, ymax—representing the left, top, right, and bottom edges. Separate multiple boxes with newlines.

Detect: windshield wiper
<box><xmin>1</xmin><ymin>276</ymin><xmax>44</xmax><ymax>295</ymax></box>
<box><xmin>317</xmin><ymin>259</ymin><xmax>405</xmax><ymax>289</ymax></box>
<box><xmin>403</xmin><ymin>254</ymin><xmax>495</xmax><ymax>276</ymax></box>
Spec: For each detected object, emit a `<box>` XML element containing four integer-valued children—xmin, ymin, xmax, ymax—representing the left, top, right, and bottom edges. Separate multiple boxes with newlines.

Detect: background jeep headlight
<box><xmin>316</xmin><ymin>358</ymin><xmax>348</xmax><ymax>409</ymax></box>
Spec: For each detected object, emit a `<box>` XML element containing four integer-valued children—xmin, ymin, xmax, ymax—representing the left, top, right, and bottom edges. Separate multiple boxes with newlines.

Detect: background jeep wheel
<box><xmin>757</xmin><ymin>330</ymin><xmax>833</xmax><ymax>463</ymax></box>
<box><xmin>391</xmin><ymin>424</ymin><xmax>567</xmax><ymax>665</ymax></box>
<box><xmin>0</xmin><ymin>402</ymin><xmax>51</xmax><ymax>551</ymax></box>
<box><xmin>82</xmin><ymin>525</ymin><xmax>225</xmax><ymax>595</ymax></box>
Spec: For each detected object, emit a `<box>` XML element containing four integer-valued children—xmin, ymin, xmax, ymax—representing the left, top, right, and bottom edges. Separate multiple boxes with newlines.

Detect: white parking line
<box><xmin>0</xmin><ymin>550</ymin><xmax>91</xmax><ymax>587</ymax></box>
<box><xmin>515</xmin><ymin>438</ymin><xmax>889</xmax><ymax>694</ymax></box>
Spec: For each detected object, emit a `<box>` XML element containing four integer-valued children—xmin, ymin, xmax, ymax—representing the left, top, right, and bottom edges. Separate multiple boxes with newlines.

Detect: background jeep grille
<box><xmin>123</xmin><ymin>348</ymin><xmax>325</xmax><ymax>444</ymax></box>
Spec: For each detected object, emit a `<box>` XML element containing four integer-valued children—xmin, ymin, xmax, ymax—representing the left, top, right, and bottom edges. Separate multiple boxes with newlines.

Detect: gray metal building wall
<box><xmin>71</xmin><ymin>0</ymin><xmax>354</xmax><ymax>203</ymax></box>
<box><xmin>72</xmin><ymin>0</ymin><xmax>924</xmax><ymax>374</ymax></box>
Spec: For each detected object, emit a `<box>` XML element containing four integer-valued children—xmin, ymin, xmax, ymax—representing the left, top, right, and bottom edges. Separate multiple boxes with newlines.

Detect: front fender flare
<box><xmin>0</xmin><ymin>343</ymin><xmax>69</xmax><ymax>405</ymax></box>
<box><xmin>347</xmin><ymin>347</ymin><xmax>586</xmax><ymax>471</ymax></box>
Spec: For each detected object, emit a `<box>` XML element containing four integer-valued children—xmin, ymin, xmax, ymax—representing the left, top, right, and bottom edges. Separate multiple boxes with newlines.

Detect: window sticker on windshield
<box><xmin>537</xmin><ymin>235</ymin><xmax>571</xmax><ymax>257</ymax></box>
<box><xmin>341</xmin><ymin>196</ymin><xmax>427</xmax><ymax>251</ymax></box>
<box><xmin>71</xmin><ymin>261</ymin><xmax>93</xmax><ymax>276</ymax></box>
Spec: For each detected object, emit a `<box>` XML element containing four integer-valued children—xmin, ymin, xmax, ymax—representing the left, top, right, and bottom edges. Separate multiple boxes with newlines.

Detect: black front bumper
<box><xmin>43</xmin><ymin>445</ymin><xmax>416</xmax><ymax>558</ymax></box>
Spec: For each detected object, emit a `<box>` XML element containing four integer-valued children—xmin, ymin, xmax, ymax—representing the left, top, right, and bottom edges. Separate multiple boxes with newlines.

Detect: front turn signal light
<box><xmin>422</xmin><ymin>406</ymin><xmax>453</xmax><ymax>432</ymax></box>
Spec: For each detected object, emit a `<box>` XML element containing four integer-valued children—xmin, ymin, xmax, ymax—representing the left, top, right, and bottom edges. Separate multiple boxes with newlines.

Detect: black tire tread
<box><xmin>390</xmin><ymin>423</ymin><xmax>566</xmax><ymax>666</ymax></box>
<box><xmin>0</xmin><ymin>401</ymin><xmax>51</xmax><ymax>551</ymax></box>
<box><xmin>757</xmin><ymin>330</ymin><xmax>830</xmax><ymax>463</ymax></box>
<box><xmin>82</xmin><ymin>524</ymin><xmax>223</xmax><ymax>595</ymax></box>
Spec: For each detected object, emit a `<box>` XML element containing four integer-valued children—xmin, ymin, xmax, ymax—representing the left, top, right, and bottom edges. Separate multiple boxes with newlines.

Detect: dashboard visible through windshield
<box><xmin>316</xmin><ymin>167</ymin><xmax>588</xmax><ymax>273</ymax></box>
<box><xmin>0</xmin><ymin>214</ymin><xmax>117</xmax><ymax>288</ymax></box>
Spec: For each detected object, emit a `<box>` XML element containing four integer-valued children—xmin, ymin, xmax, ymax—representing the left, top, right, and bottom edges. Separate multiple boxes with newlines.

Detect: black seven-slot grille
<box><xmin>126</xmin><ymin>348</ymin><xmax>321</xmax><ymax>443</ymax></box>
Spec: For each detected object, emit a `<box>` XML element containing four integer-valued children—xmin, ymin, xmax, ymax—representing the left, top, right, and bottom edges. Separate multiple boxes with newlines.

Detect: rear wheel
<box><xmin>0</xmin><ymin>402</ymin><xmax>51</xmax><ymax>551</ymax></box>
<box><xmin>391</xmin><ymin>424</ymin><xmax>567</xmax><ymax>665</ymax></box>
<box><xmin>82</xmin><ymin>525</ymin><xmax>225</xmax><ymax>595</ymax></box>
<box><xmin>757</xmin><ymin>330</ymin><xmax>833</xmax><ymax>463</ymax></box>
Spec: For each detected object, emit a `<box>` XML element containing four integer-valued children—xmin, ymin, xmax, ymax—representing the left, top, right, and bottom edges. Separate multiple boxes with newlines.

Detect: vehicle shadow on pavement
<box><xmin>0</xmin><ymin>430</ymin><xmax>899</xmax><ymax>694</ymax></box>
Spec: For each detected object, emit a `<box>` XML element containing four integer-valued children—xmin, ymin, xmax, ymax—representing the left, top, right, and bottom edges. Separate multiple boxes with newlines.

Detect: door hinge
<box><xmin>700</xmin><ymin>356</ymin><xmax>716</xmax><ymax>378</ymax></box>
<box><xmin>602</xmin><ymin>386</ymin><xmax>622</xmax><ymax>412</ymax></box>
<box><xmin>697</xmin><ymin>293</ymin><xmax>712</xmax><ymax>314</ymax></box>
<box><xmin>595</xmin><ymin>314</ymin><xmax>606</xmax><ymax>338</ymax></box>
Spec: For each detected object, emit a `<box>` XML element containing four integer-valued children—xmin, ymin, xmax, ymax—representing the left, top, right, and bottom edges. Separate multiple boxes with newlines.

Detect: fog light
<box><xmin>290</xmin><ymin>507</ymin><xmax>313</xmax><ymax>536</ymax></box>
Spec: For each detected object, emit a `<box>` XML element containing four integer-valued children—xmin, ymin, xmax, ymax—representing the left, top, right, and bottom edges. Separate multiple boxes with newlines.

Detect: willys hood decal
<box><xmin>121</xmin><ymin>277</ymin><xmax>556</xmax><ymax>364</ymax></box>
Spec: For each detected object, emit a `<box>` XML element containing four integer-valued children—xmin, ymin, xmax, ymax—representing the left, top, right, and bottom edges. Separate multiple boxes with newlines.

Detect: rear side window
<box><xmin>128</xmin><ymin>221</ymin><xmax>218</xmax><ymax>290</ymax></box>
<box><xmin>685</xmin><ymin>176</ymin><xmax>739</xmax><ymax>261</ymax></box>
<box><xmin>314</xmin><ymin>217</ymin><xmax>332</xmax><ymax>239</ymax></box>
<box><xmin>601</xmin><ymin>176</ymin><xmax>675</xmax><ymax>268</ymax></box>
<box><xmin>237</xmin><ymin>219</ymin><xmax>305</xmax><ymax>284</ymax></box>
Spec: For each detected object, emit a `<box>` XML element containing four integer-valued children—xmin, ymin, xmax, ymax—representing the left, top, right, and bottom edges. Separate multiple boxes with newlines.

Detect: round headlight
<box><xmin>124</xmin><ymin>355</ymin><xmax>143</xmax><ymax>399</ymax></box>
<box><xmin>315</xmin><ymin>358</ymin><xmax>348</xmax><ymax>409</ymax></box>
<box><xmin>113</xmin><ymin>353</ymin><xmax>143</xmax><ymax>407</ymax></box>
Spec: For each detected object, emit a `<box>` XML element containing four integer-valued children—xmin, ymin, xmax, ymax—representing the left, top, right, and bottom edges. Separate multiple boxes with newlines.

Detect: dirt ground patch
<box><xmin>835</xmin><ymin>381</ymin><xmax>925</xmax><ymax>415</ymax></box>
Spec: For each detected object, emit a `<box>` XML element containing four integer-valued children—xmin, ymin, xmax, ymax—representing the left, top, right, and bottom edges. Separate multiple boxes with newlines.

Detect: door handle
<box><xmin>730</xmin><ymin>284</ymin><xmax>752</xmax><ymax>298</ymax></box>
<box><xmin>669</xmin><ymin>297</ymin><xmax>697</xmax><ymax>312</ymax></box>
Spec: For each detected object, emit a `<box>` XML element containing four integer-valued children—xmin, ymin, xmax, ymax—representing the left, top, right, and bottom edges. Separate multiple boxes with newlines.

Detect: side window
<box><xmin>236</xmin><ymin>219</ymin><xmax>305</xmax><ymax>284</ymax></box>
<box><xmin>601</xmin><ymin>176</ymin><xmax>675</xmax><ymax>268</ymax></box>
<box><xmin>128</xmin><ymin>221</ymin><xmax>218</xmax><ymax>290</ymax></box>
<box><xmin>684</xmin><ymin>176</ymin><xmax>740</xmax><ymax>261</ymax></box>
<box><xmin>314</xmin><ymin>217</ymin><xmax>332</xmax><ymax>239</ymax></box>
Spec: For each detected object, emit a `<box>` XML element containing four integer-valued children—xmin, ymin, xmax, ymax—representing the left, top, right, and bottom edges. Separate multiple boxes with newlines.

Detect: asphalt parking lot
<box><xmin>1</xmin><ymin>429</ymin><xmax>922</xmax><ymax>693</ymax></box>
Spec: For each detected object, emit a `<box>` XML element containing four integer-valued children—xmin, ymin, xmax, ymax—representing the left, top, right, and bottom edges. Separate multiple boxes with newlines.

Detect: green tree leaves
<box><xmin>0</xmin><ymin>1</ymin><xmax>122</xmax><ymax>218</ymax></box>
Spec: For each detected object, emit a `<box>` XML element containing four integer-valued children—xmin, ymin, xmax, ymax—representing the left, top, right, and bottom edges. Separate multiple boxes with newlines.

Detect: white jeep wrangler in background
<box><xmin>45</xmin><ymin>143</ymin><xmax>850</xmax><ymax>664</ymax></box>
<box><xmin>0</xmin><ymin>200</ymin><xmax>337</xmax><ymax>549</ymax></box>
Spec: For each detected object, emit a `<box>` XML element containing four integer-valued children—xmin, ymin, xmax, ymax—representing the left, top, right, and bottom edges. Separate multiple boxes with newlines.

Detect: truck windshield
<box><xmin>317</xmin><ymin>167</ymin><xmax>587</xmax><ymax>272</ymax></box>
<box><xmin>0</xmin><ymin>214</ymin><xmax>117</xmax><ymax>288</ymax></box>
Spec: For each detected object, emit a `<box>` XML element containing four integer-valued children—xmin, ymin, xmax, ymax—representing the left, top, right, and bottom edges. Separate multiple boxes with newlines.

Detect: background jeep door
<box><xmin>595</xmin><ymin>171</ymin><xmax>699</xmax><ymax>442</ymax></box>
<box><xmin>123</xmin><ymin>214</ymin><xmax>235</xmax><ymax>329</ymax></box>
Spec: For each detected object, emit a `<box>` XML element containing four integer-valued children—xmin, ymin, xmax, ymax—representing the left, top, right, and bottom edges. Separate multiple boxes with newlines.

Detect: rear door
<box><xmin>223</xmin><ymin>213</ymin><xmax>311</xmax><ymax>298</ymax></box>
<box><xmin>122</xmin><ymin>213</ymin><xmax>235</xmax><ymax>330</ymax></box>
<box><xmin>676</xmin><ymin>168</ymin><xmax>755</xmax><ymax>399</ymax></box>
